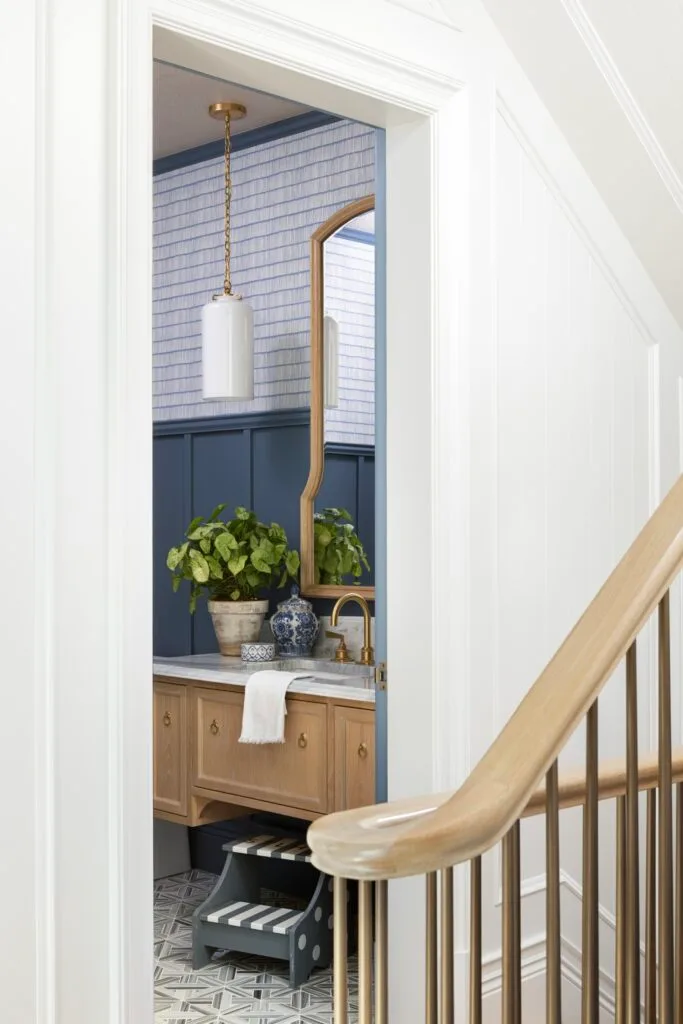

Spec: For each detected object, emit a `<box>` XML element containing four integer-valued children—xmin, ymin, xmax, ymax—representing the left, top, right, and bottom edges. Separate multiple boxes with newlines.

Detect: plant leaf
<box><xmin>228</xmin><ymin>553</ymin><xmax>248</xmax><ymax>576</ymax></box>
<box><xmin>189</xmin><ymin>549</ymin><xmax>210</xmax><ymax>583</ymax></box>
<box><xmin>187</xmin><ymin>515</ymin><xmax>204</xmax><ymax>535</ymax></box>
<box><xmin>208</xmin><ymin>503</ymin><xmax>226</xmax><ymax>522</ymax></box>
<box><xmin>214</xmin><ymin>532</ymin><xmax>238</xmax><ymax>559</ymax></box>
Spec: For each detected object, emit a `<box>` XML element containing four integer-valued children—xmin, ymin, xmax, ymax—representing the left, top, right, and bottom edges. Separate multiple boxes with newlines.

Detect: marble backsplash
<box><xmin>259</xmin><ymin>614</ymin><xmax>374</xmax><ymax>662</ymax></box>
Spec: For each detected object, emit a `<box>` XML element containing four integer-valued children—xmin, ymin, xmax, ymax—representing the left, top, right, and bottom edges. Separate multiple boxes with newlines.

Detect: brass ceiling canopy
<box><xmin>208</xmin><ymin>102</ymin><xmax>247</xmax><ymax>121</ymax></box>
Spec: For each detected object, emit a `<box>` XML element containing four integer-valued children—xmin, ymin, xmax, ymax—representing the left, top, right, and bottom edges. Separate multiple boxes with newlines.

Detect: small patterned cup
<box><xmin>240</xmin><ymin>642</ymin><xmax>277</xmax><ymax>664</ymax></box>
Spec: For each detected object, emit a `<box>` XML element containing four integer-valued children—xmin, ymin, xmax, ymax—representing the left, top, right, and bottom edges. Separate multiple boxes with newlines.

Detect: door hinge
<box><xmin>375</xmin><ymin>661</ymin><xmax>387</xmax><ymax>691</ymax></box>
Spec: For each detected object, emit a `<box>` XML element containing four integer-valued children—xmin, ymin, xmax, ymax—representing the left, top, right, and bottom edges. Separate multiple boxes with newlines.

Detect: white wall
<box><xmin>445</xmin><ymin>0</ymin><xmax>683</xmax><ymax>1016</ymax></box>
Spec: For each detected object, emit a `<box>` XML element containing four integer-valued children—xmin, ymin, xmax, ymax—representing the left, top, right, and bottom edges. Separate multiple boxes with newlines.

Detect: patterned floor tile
<box><xmin>154</xmin><ymin>870</ymin><xmax>357</xmax><ymax>1024</ymax></box>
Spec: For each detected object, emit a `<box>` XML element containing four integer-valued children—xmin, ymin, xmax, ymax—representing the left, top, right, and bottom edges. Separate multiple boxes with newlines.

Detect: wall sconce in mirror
<box><xmin>323</xmin><ymin>315</ymin><xmax>339</xmax><ymax>409</ymax></box>
<box><xmin>202</xmin><ymin>101</ymin><xmax>254</xmax><ymax>401</ymax></box>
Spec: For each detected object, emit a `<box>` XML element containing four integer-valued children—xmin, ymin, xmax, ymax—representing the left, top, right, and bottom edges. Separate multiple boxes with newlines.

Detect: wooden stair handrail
<box><xmin>308</xmin><ymin>475</ymin><xmax>683</xmax><ymax>880</ymax></box>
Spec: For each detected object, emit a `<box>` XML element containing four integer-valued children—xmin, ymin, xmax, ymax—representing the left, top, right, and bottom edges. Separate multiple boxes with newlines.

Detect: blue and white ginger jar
<box><xmin>270</xmin><ymin>585</ymin><xmax>319</xmax><ymax>656</ymax></box>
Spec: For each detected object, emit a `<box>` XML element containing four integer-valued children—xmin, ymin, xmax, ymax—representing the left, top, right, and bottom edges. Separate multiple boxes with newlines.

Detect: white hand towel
<box><xmin>239</xmin><ymin>671</ymin><xmax>313</xmax><ymax>744</ymax></box>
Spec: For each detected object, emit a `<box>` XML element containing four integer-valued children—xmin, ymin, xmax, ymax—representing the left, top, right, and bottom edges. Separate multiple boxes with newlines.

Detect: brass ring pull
<box><xmin>358</xmin><ymin>742</ymin><xmax>368</xmax><ymax>759</ymax></box>
<box><xmin>298</xmin><ymin>732</ymin><xmax>308</xmax><ymax>749</ymax></box>
<box><xmin>210</xmin><ymin>719</ymin><xmax>220</xmax><ymax>735</ymax></box>
<box><xmin>162</xmin><ymin>711</ymin><xmax>172</xmax><ymax>727</ymax></box>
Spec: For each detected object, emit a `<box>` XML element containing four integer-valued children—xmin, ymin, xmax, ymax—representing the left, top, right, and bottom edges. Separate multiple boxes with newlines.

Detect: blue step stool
<box><xmin>192</xmin><ymin>833</ymin><xmax>335</xmax><ymax>988</ymax></box>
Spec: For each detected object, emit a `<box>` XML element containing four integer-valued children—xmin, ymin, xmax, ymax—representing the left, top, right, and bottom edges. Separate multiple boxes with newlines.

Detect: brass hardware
<box><xmin>440</xmin><ymin>867</ymin><xmax>454</xmax><ymax>1024</ymax></box>
<box><xmin>358</xmin><ymin>881</ymin><xmax>373</xmax><ymax>1024</ymax></box>
<box><xmin>358</xmin><ymin>742</ymin><xmax>368</xmax><ymax>759</ymax></box>
<box><xmin>675</xmin><ymin>783</ymin><xmax>683</xmax><ymax>1023</ymax></box>
<box><xmin>375</xmin><ymin>880</ymin><xmax>388</xmax><ymax>1024</ymax></box>
<box><xmin>659</xmin><ymin>591</ymin><xmax>674</xmax><ymax>1024</ymax></box>
<box><xmin>333</xmin><ymin>878</ymin><xmax>348</xmax><ymax>1024</ymax></box>
<box><xmin>163</xmin><ymin>711</ymin><xmax>172</xmax><ymax>727</ymax></box>
<box><xmin>616</xmin><ymin>796</ymin><xmax>626</xmax><ymax>1024</ymax></box>
<box><xmin>210</xmin><ymin>719</ymin><xmax>219</xmax><ymax>735</ymax></box>
<box><xmin>426</xmin><ymin>872</ymin><xmax>438</xmax><ymax>1024</ymax></box>
<box><xmin>298</xmin><ymin>732</ymin><xmax>308</xmax><ymax>749</ymax></box>
<box><xmin>502</xmin><ymin>822</ymin><xmax>521</xmax><ymax>1024</ymax></box>
<box><xmin>645</xmin><ymin>790</ymin><xmax>657</xmax><ymax>1024</ymax></box>
<box><xmin>325</xmin><ymin>630</ymin><xmax>353</xmax><ymax>663</ymax></box>
<box><xmin>625</xmin><ymin>642</ymin><xmax>640</xmax><ymax>1024</ymax></box>
<box><xmin>330</xmin><ymin>593</ymin><xmax>374</xmax><ymax>666</ymax></box>
<box><xmin>546</xmin><ymin>761</ymin><xmax>561</xmax><ymax>1024</ymax></box>
<box><xmin>582</xmin><ymin>701</ymin><xmax>599</xmax><ymax>1024</ymax></box>
<box><xmin>375</xmin><ymin>661</ymin><xmax>387</xmax><ymax>691</ymax></box>
<box><xmin>469</xmin><ymin>857</ymin><xmax>482</xmax><ymax>1024</ymax></box>
<box><xmin>207</xmin><ymin>101</ymin><xmax>247</xmax><ymax>298</ymax></box>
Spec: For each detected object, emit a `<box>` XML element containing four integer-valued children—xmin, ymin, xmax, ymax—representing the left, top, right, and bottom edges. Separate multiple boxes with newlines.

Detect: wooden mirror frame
<box><xmin>300</xmin><ymin>194</ymin><xmax>376</xmax><ymax>600</ymax></box>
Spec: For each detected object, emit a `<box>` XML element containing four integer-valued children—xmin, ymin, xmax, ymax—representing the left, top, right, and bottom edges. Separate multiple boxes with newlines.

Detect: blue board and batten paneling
<box><xmin>153</xmin><ymin>412</ymin><xmax>375</xmax><ymax>657</ymax></box>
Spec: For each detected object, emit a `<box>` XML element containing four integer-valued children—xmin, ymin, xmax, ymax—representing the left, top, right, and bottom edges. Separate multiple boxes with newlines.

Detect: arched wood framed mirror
<box><xmin>300</xmin><ymin>195</ymin><xmax>376</xmax><ymax>599</ymax></box>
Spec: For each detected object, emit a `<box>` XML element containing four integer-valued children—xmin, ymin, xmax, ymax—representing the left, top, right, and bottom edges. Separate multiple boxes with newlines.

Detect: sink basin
<box><xmin>278</xmin><ymin>657</ymin><xmax>373</xmax><ymax>680</ymax></box>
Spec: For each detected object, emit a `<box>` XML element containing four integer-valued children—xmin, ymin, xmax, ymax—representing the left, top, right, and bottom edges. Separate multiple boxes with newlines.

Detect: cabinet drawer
<box><xmin>193</xmin><ymin>688</ymin><xmax>328</xmax><ymax>814</ymax></box>
<box><xmin>333</xmin><ymin>705</ymin><xmax>375</xmax><ymax>811</ymax></box>
<box><xmin>153</xmin><ymin>682</ymin><xmax>188</xmax><ymax>817</ymax></box>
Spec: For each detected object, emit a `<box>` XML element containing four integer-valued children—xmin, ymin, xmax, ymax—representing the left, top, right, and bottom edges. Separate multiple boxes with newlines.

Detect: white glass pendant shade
<box><xmin>202</xmin><ymin>293</ymin><xmax>254</xmax><ymax>400</ymax></box>
<box><xmin>323</xmin><ymin>315</ymin><xmax>339</xmax><ymax>409</ymax></box>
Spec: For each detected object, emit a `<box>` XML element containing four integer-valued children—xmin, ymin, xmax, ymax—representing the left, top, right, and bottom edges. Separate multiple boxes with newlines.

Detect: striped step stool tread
<box><xmin>223</xmin><ymin>834</ymin><xmax>312</xmax><ymax>862</ymax></box>
<box><xmin>202</xmin><ymin>900</ymin><xmax>304</xmax><ymax>934</ymax></box>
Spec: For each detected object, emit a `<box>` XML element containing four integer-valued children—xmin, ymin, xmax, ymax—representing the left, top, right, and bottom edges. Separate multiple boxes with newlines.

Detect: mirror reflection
<box><xmin>314</xmin><ymin>210</ymin><xmax>375</xmax><ymax>587</ymax></box>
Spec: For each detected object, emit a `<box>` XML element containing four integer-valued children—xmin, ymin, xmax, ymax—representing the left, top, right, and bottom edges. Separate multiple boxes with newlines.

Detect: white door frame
<box><xmin>9</xmin><ymin>1</ymin><xmax>473</xmax><ymax>1021</ymax></box>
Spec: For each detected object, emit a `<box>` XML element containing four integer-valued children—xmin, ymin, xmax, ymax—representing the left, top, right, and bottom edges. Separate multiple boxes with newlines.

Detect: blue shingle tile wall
<box><xmin>153</xmin><ymin>119</ymin><xmax>376</xmax><ymax>444</ymax></box>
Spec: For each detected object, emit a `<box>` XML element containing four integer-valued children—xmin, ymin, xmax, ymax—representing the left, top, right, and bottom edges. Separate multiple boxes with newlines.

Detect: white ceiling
<box><xmin>465</xmin><ymin>0</ymin><xmax>683</xmax><ymax>326</ymax></box>
<box><xmin>153</xmin><ymin>61</ymin><xmax>312</xmax><ymax>159</ymax></box>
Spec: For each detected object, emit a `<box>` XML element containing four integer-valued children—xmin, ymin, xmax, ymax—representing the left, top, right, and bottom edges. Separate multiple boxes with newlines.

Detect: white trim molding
<box><xmin>558</xmin><ymin>0</ymin><xmax>683</xmax><ymax>216</ymax></box>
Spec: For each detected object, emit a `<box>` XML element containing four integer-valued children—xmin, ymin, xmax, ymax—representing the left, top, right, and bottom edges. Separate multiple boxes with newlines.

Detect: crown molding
<box><xmin>385</xmin><ymin>0</ymin><xmax>459</xmax><ymax>27</ymax></box>
<box><xmin>559</xmin><ymin>0</ymin><xmax>683</xmax><ymax>215</ymax></box>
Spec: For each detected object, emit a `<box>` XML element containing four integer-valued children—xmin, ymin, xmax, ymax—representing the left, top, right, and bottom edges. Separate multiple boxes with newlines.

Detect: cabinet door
<box><xmin>194</xmin><ymin>688</ymin><xmax>328</xmax><ymax>814</ymax></box>
<box><xmin>333</xmin><ymin>706</ymin><xmax>376</xmax><ymax>811</ymax></box>
<box><xmin>153</xmin><ymin>682</ymin><xmax>188</xmax><ymax>817</ymax></box>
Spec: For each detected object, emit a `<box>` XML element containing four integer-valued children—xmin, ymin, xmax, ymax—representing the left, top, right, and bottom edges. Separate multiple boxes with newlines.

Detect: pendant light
<box><xmin>323</xmin><ymin>315</ymin><xmax>339</xmax><ymax>409</ymax></box>
<box><xmin>202</xmin><ymin>102</ymin><xmax>254</xmax><ymax>400</ymax></box>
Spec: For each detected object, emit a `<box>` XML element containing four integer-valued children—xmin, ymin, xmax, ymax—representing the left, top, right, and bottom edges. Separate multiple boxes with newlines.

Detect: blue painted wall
<box><xmin>153</xmin><ymin>412</ymin><xmax>375</xmax><ymax>656</ymax></box>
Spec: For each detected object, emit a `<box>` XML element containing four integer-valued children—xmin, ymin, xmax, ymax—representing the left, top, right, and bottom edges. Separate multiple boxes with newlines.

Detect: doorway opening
<box><xmin>151</xmin><ymin>57</ymin><xmax>386</xmax><ymax>1021</ymax></box>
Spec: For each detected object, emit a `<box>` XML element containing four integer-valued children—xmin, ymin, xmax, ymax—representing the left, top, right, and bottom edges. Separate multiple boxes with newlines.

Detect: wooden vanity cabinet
<box><xmin>153</xmin><ymin>681</ymin><xmax>188</xmax><ymax>818</ymax></box>
<box><xmin>152</xmin><ymin>676</ymin><xmax>375</xmax><ymax>825</ymax></box>
<box><xmin>333</xmin><ymin>705</ymin><xmax>376</xmax><ymax>811</ymax></box>
<box><xmin>194</xmin><ymin>688</ymin><xmax>328</xmax><ymax>814</ymax></box>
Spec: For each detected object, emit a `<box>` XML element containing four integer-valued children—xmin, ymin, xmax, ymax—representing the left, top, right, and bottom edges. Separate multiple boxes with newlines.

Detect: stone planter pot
<box><xmin>208</xmin><ymin>598</ymin><xmax>269</xmax><ymax>657</ymax></box>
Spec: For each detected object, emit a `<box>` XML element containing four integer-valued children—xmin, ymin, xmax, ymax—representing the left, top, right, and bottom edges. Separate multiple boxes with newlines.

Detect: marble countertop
<box><xmin>153</xmin><ymin>653</ymin><xmax>376</xmax><ymax>704</ymax></box>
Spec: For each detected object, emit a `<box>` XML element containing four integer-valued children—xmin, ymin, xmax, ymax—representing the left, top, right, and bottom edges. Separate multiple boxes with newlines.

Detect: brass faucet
<box><xmin>330</xmin><ymin>593</ymin><xmax>374</xmax><ymax>666</ymax></box>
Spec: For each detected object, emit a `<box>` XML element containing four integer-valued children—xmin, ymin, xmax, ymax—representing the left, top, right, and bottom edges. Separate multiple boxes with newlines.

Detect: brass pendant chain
<box><xmin>224</xmin><ymin>111</ymin><xmax>232</xmax><ymax>296</ymax></box>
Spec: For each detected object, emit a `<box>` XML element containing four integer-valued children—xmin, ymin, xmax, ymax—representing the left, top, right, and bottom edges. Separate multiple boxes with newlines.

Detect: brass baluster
<box><xmin>625</xmin><ymin>642</ymin><xmax>640</xmax><ymax>1024</ymax></box>
<box><xmin>502</xmin><ymin>822</ymin><xmax>521</xmax><ymax>1024</ymax></box>
<box><xmin>659</xmin><ymin>592</ymin><xmax>674</xmax><ymax>1024</ymax></box>
<box><xmin>615</xmin><ymin>796</ymin><xmax>626</xmax><ymax>1024</ymax></box>
<box><xmin>582</xmin><ymin>702</ymin><xmax>599</xmax><ymax>1024</ymax></box>
<box><xmin>440</xmin><ymin>867</ymin><xmax>454</xmax><ymax>1024</ymax></box>
<box><xmin>375</xmin><ymin>880</ymin><xmax>388</xmax><ymax>1024</ymax></box>
<box><xmin>470</xmin><ymin>857</ymin><xmax>482</xmax><ymax>1024</ymax></box>
<box><xmin>333</xmin><ymin>877</ymin><xmax>349</xmax><ymax>1024</ymax></box>
<box><xmin>358</xmin><ymin>881</ymin><xmax>373</xmax><ymax>1024</ymax></box>
<box><xmin>546</xmin><ymin>761</ymin><xmax>561</xmax><ymax>1024</ymax></box>
<box><xmin>676</xmin><ymin>785</ymin><xmax>683</xmax><ymax>1024</ymax></box>
<box><xmin>426</xmin><ymin>872</ymin><xmax>438</xmax><ymax>1024</ymax></box>
<box><xmin>645</xmin><ymin>791</ymin><xmax>657</xmax><ymax>1024</ymax></box>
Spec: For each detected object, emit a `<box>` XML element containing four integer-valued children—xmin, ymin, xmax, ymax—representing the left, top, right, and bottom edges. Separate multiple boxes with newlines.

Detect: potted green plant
<box><xmin>166</xmin><ymin>504</ymin><xmax>300</xmax><ymax>656</ymax></box>
<box><xmin>313</xmin><ymin>507</ymin><xmax>371</xmax><ymax>585</ymax></box>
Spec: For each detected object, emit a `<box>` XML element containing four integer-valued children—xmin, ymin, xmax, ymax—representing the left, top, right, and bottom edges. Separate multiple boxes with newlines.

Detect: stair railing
<box><xmin>308</xmin><ymin>474</ymin><xmax>683</xmax><ymax>1023</ymax></box>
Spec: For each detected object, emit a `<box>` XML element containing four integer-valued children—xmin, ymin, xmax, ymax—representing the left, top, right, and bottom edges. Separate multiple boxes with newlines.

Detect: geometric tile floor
<box><xmin>154</xmin><ymin>870</ymin><xmax>359</xmax><ymax>1023</ymax></box>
